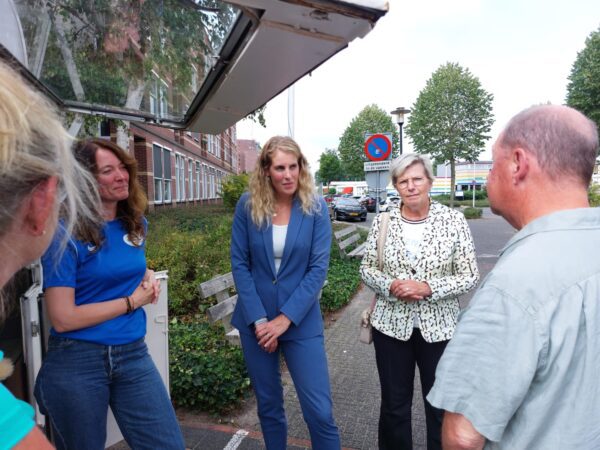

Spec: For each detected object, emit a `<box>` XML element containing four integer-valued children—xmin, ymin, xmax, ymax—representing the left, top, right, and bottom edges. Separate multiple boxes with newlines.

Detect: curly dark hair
<box><xmin>73</xmin><ymin>138</ymin><xmax>147</xmax><ymax>247</ymax></box>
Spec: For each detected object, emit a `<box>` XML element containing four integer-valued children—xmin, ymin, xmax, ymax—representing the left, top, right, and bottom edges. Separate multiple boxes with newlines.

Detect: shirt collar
<box><xmin>500</xmin><ymin>207</ymin><xmax>600</xmax><ymax>255</ymax></box>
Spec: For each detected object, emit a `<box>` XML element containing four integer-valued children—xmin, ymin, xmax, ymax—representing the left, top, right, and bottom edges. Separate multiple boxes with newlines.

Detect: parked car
<box><xmin>329</xmin><ymin>198</ymin><xmax>367</xmax><ymax>222</ymax></box>
<box><xmin>379</xmin><ymin>196</ymin><xmax>401</xmax><ymax>212</ymax></box>
<box><xmin>358</xmin><ymin>195</ymin><xmax>376</xmax><ymax>212</ymax></box>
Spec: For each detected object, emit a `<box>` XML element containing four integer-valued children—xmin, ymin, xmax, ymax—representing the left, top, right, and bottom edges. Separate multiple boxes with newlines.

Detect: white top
<box><xmin>272</xmin><ymin>224</ymin><xmax>288</xmax><ymax>273</ymax></box>
<box><xmin>402</xmin><ymin>217</ymin><xmax>427</xmax><ymax>328</ymax></box>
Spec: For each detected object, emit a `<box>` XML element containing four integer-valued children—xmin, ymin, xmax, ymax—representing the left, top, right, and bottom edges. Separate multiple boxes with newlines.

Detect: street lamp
<box><xmin>390</xmin><ymin>107</ymin><xmax>411</xmax><ymax>155</ymax></box>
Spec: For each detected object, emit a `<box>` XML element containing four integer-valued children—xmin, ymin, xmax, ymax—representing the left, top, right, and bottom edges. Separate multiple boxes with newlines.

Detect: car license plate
<box><xmin>350</xmin><ymin>212</ymin><xmax>358</xmax><ymax>216</ymax></box>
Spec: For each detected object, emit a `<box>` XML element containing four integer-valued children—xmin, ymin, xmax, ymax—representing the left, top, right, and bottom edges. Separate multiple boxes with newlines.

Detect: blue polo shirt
<box><xmin>41</xmin><ymin>219</ymin><xmax>148</xmax><ymax>345</ymax></box>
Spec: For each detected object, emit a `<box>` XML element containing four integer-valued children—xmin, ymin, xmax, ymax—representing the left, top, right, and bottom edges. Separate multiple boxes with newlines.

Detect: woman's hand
<box><xmin>390</xmin><ymin>279</ymin><xmax>432</xmax><ymax>302</ymax></box>
<box><xmin>142</xmin><ymin>269</ymin><xmax>161</xmax><ymax>303</ymax></box>
<box><xmin>255</xmin><ymin>314</ymin><xmax>292</xmax><ymax>352</ymax></box>
<box><xmin>130</xmin><ymin>275</ymin><xmax>157</xmax><ymax>309</ymax></box>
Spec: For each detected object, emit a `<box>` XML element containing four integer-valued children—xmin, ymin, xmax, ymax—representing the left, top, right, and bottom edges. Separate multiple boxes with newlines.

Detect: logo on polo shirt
<box><xmin>123</xmin><ymin>233</ymin><xmax>144</xmax><ymax>247</ymax></box>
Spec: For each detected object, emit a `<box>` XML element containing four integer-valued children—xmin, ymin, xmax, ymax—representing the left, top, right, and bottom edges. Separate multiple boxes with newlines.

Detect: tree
<box><xmin>338</xmin><ymin>104</ymin><xmax>399</xmax><ymax>180</ymax></box>
<box><xmin>316</xmin><ymin>149</ymin><xmax>343</xmax><ymax>187</ymax></box>
<box><xmin>34</xmin><ymin>0</ymin><xmax>237</xmax><ymax>144</ymax></box>
<box><xmin>405</xmin><ymin>62</ymin><xmax>494</xmax><ymax>207</ymax></box>
<box><xmin>220</xmin><ymin>173</ymin><xmax>249</xmax><ymax>208</ymax></box>
<box><xmin>566</xmin><ymin>26</ymin><xmax>600</xmax><ymax>135</ymax></box>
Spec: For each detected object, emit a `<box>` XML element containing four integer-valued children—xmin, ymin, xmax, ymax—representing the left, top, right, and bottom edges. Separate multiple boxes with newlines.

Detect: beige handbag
<box><xmin>359</xmin><ymin>212</ymin><xmax>390</xmax><ymax>344</ymax></box>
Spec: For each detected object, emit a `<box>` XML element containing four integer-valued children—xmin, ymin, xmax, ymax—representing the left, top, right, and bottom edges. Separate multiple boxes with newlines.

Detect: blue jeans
<box><xmin>34</xmin><ymin>336</ymin><xmax>184</xmax><ymax>450</ymax></box>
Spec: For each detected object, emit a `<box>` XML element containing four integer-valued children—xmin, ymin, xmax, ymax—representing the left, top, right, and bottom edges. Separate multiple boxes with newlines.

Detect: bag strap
<box><xmin>376</xmin><ymin>212</ymin><xmax>390</xmax><ymax>271</ymax></box>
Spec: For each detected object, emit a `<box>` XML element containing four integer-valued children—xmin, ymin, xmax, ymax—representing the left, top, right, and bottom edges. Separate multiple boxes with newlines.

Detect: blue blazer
<box><xmin>230</xmin><ymin>193</ymin><xmax>331</xmax><ymax>340</ymax></box>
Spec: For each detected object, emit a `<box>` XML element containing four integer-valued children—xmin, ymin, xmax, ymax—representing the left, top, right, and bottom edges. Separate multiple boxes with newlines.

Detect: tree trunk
<box><xmin>116</xmin><ymin>79</ymin><xmax>146</xmax><ymax>152</ymax></box>
<box><xmin>52</xmin><ymin>11</ymin><xmax>85</xmax><ymax>101</ymax></box>
<box><xmin>450</xmin><ymin>158</ymin><xmax>456</xmax><ymax>208</ymax></box>
<box><xmin>67</xmin><ymin>115</ymin><xmax>84</xmax><ymax>137</ymax></box>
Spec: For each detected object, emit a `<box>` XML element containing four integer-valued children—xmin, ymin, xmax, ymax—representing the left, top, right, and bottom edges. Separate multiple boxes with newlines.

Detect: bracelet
<box><xmin>124</xmin><ymin>296</ymin><xmax>133</xmax><ymax>314</ymax></box>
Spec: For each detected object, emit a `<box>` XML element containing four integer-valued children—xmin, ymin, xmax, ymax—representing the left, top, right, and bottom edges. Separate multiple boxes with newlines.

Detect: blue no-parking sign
<box><xmin>364</xmin><ymin>133</ymin><xmax>392</xmax><ymax>161</ymax></box>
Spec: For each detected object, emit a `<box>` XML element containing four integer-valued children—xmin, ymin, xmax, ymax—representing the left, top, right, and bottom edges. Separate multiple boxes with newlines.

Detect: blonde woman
<box><xmin>0</xmin><ymin>62</ymin><xmax>99</xmax><ymax>449</ymax></box>
<box><xmin>230</xmin><ymin>136</ymin><xmax>340</xmax><ymax>449</ymax></box>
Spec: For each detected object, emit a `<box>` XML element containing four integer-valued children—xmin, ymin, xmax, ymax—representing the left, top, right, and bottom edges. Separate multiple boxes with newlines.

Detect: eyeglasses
<box><xmin>397</xmin><ymin>177</ymin><xmax>427</xmax><ymax>190</ymax></box>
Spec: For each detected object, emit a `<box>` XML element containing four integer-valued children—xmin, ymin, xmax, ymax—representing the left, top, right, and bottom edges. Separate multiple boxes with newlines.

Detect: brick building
<box><xmin>237</xmin><ymin>139</ymin><xmax>260</xmax><ymax>174</ymax></box>
<box><xmin>104</xmin><ymin>121</ymin><xmax>238</xmax><ymax>210</ymax></box>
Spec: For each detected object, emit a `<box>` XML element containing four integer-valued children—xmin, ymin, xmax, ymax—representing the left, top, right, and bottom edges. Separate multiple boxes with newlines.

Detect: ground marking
<box><xmin>223</xmin><ymin>429</ymin><xmax>249</xmax><ymax>450</ymax></box>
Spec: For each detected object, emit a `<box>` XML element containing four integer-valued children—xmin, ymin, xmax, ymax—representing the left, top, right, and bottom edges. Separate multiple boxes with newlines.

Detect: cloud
<box><xmin>238</xmin><ymin>0</ymin><xmax>600</xmax><ymax>176</ymax></box>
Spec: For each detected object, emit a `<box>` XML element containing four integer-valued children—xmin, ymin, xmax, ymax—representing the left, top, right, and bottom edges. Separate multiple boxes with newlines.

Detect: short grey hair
<box><xmin>390</xmin><ymin>153</ymin><xmax>435</xmax><ymax>184</ymax></box>
<box><xmin>498</xmin><ymin>104</ymin><xmax>599</xmax><ymax>185</ymax></box>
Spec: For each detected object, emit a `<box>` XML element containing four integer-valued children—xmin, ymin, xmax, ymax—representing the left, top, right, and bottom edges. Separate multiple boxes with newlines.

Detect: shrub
<box><xmin>320</xmin><ymin>225</ymin><xmax>364</xmax><ymax>312</ymax></box>
<box><xmin>221</xmin><ymin>173</ymin><xmax>249</xmax><ymax>208</ymax></box>
<box><xmin>463</xmin><ymin>207</ymin><xmax>483</xmax><ymax>219</ymax></box>
<box><xmin>169</xmin><ymin>318</ymin><xmax>250</xmax><ymax>414</ymax></box>
<box><xmin>321</xmin><ymin>252</ymin><xmax>361</xmax><ymax>312</ymax></box>
<box><xmin>589</xmin><ymin>184</ymin><xmax>600</xmax><ymax>207</ymax></box>
<box><xmin>146</xmin><ymin>206</ymin><xmax>234</xmax><ymax>317</ymax></box>
<box><xmin>462</xmin><ymin>189</ymin><xmax>487</xmax><ymax>200</ymax></box>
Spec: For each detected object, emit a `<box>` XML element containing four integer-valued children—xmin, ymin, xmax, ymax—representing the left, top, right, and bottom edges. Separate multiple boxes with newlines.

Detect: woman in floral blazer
<box><xmin>360</xmin><ymin>153</ymin><xmax>479</xmax><ymax>450</ymax></box>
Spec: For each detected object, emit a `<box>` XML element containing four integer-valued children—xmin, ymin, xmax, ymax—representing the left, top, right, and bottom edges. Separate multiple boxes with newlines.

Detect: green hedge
<box><xmin>463</xmin><ymin>207</ymin><xmax>483</xmax><ymax>219</ymax></box>
<box><xmin>589</xmin><ymin>184</ymin><xmax>600</xmax><ymax>207</ymax></box>
<box><xmin>320</xmin><ymin>225</ymin><xmax>365</xmax><ymax>311</ymax></box>
<box><xmin>169</xmin><ymin>319</ymin><xmax>249</xmax><ymax>414</ymax></box>
<box><xmin>146</xmin><ymin>206</ymin><xmax>233</xmax><ymax>317</ymax></box>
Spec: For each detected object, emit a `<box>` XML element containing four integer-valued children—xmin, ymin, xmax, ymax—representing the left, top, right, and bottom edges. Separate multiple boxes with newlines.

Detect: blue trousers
<box><xmin>34</xmin><ymin>336</ymin><xmax>184</xmax><ymax>450</ymax></box>
<box><xmin>240</xmin><ymin>333</ymin><xmax>340</xmax><ymax>450</ymax></box>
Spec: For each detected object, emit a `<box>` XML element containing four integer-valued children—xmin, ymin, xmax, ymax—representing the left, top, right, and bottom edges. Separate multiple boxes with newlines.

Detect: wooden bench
<box><xmin>334</xmin><ymin>225</ymin><xmax>366</xmax><ymax>259</ymax></box>
<box><xmin>199</xmin><ymin>273</ymin><xmax>328</xmax><ymax>346</ymax></box>
<box><xmin>198</xmin><ymin>272</ymin><xmax>240</xmax><ymax>346</ymax></box>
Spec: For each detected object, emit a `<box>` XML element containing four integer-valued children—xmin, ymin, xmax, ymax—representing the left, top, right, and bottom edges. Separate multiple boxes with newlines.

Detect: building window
<box><xmin>188</xmin><ymin>158</ymin><xmax>194</xmax><ymax>200</ymax></box>
<box><xmin>152</xmin><ymin>144</ymin><xmax>172</xmax><ymax>203</ymax></box>
<box><xmin>195</xmin><ymin>162</ymin><xmax>201</xmax><ymax>200</ymax></box>
<box><xmin>210</xmin><ymin>167</ymin><xmax>217</xmax><ymax>198</ymax></box>
<box><xmin>150</xmin><ymin>73</ymin><xmax>168</xmax><ymax>117</ymax></box>
<box><xmin>175</xmin><ymin>154</ymin><xmax>186</xmax><ymax>201</ymax></box>
<box><xmin>207</xmin><ymin>135</ymin><xmax>215</xmax><ymax>155</ymax></box>
<box><xmin>216</xmin><ymin>135</ymin><xmax>222</xmax><ymax>159</ymax></box>
<box><xmin>202</xmin><ymin>164</ymin><xmax>209</xmax><ymax>199</ymax></box>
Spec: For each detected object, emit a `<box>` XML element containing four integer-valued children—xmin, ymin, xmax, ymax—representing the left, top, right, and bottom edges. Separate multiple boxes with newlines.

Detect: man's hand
<box><xmin>442</xmin><ymin>412</ymin><xmax>485</xmax><ymax>450</ymax></box>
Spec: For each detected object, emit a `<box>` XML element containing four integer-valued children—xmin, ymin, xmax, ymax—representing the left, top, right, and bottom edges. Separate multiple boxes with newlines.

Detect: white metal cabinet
<box><xmin>105</xmin><ymin>271</ymin><xmax>171</xmax><ymax>448</ymax></box>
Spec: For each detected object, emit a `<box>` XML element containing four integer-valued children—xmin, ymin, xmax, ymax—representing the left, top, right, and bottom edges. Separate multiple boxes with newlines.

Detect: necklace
<box><xmin>400</xmin><ymin>204</ymin><xmax>429</xmax><ymax>222</ymax></box>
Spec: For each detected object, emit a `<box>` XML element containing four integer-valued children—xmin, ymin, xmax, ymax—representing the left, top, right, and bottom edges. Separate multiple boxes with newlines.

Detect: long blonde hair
<box><xmin>0</xmin><ymin>61</ymin><xmax>101</xmax><ymax>319</ymax></box>
<box><xmin>248</xmin><ymin>136</ymin><xmax>318</xmax><ymax>228</ymax></box>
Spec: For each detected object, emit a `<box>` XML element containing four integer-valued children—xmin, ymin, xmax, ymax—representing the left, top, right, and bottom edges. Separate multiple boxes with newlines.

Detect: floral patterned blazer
<box><xmin>359</xmin><ymin>201</ymin><xmax>479</xmax><ymax>343</ymax></box>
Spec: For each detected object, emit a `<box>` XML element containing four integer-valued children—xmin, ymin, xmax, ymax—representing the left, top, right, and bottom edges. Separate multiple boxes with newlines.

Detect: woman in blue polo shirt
<box><xmin>35</xmin><ymin>139</ymin><xmax>184</xmax><ymax>450</ymax></box>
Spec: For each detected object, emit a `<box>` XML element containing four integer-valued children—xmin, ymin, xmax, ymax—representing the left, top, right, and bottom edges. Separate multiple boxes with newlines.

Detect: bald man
<box><xmin>426</xmin><ymin>105</ymin><xmax>600</xmax><ymax>449</ymax></box>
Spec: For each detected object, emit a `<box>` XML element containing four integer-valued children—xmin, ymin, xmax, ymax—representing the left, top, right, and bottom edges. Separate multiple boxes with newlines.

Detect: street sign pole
<box><xmin>364</xmin><ymin>133</ymin><xmax>393</xmax><ymax>213</ymax></box>
<box><xmin>376</xmin><ymin>170</ymin><xmax>380</xmax><ymax>214</ymax></box>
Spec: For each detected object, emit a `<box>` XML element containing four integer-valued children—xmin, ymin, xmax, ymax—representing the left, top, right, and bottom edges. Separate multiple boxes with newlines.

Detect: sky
<box><xmin>237</xmin><ymin>0</ymin><xmax>600</xmax><ymax>174</ymax></box>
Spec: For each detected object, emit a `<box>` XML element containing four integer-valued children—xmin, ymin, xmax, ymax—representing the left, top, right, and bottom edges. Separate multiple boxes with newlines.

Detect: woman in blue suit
<box><xmin>231</xmin><ymin>136</ymin><xmax>340</xmax><ymax>450</ymax></box>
